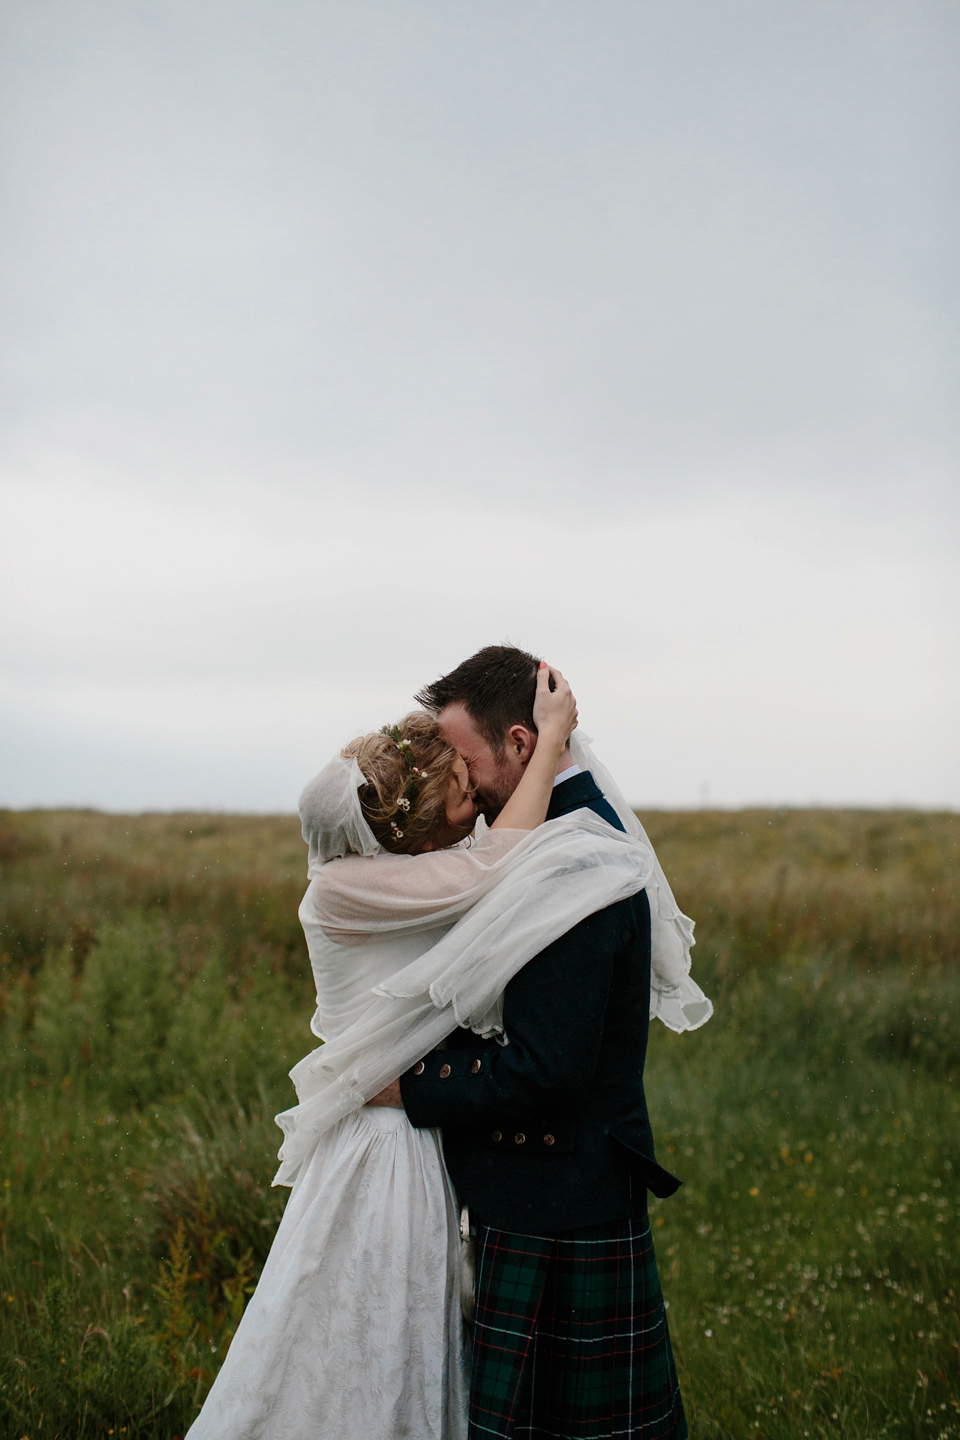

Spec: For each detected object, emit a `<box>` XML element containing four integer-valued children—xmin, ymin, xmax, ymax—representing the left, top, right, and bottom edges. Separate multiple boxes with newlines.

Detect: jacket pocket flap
<box><xmin>608</xmin><ymin>1130</ymin><xmax>682</xmax><ymax>1198</ymax></box>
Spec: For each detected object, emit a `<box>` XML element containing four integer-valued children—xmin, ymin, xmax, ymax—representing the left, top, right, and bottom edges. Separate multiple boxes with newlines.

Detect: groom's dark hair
<box><xmin>415</xmin><ymin>644</ymin><xmax>542</xmax><ymax>753</ymax></box>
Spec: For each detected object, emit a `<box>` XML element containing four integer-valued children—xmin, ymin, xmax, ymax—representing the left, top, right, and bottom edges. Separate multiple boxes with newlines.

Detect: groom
<box><xmin>398</xmin><ymin>645</ymin><xmax>688</xmax><ymax>1439</ymax></box>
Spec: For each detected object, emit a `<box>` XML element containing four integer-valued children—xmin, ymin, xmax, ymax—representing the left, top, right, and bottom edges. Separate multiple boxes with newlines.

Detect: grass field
<box><xmin>0</xmin><ymin>805</ymin><xmax>958</xmax><ymax>1438</ymax></box>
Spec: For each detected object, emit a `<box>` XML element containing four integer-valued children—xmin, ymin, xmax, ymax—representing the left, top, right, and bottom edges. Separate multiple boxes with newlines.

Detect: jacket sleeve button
<box><xmin>543</xmin><ymin>1134</ymin><xmax>555</xmax><ymax>1146</ymax></box>
<box><xmin>514</xmin><ymin>1133</ymin><xmax>526</xmax><ymax>1145</ymax></box>
<box><xmin>492</xmin><ymin>1131</ymin><xmax>502</xmax><ymax>1142</ymax></box>
<box><xmin>439</xmin><ymin>1063</ymin><xmax>451</xmax><ymax>1079</ymax></box>
<box><xmin>412</xmin><ymin>1061</ymin><xmax>425</xmax><ymax>1076</ymax></box>
<box><xmin>471</xmin><ymin>1059</ymin><xmax>482</xmax><ymax>1074</ymax></box>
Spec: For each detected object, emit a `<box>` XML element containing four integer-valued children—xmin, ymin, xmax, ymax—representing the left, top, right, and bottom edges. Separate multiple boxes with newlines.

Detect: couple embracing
<box><xmin>187</xmin><ymin>645</ymin><xmax>712</xmax><ymax>1440</ymax></box>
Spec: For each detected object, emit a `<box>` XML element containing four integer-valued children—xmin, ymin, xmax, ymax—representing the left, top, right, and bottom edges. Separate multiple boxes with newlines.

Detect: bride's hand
<box><xmin>489</xmin><ymin>663</ymin><xmax>578</xmax><ymax>832</ymax></box>
<box><xmin>532</xmin><ymin>662</ymin><xmax>578</xmax><ymax>746</ymax></box>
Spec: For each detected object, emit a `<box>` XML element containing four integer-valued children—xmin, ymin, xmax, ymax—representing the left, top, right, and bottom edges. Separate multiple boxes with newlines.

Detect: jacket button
<box><xmin>439</xmin><ymin>1063</ymin><xmax>451</xmax><ymax>1079</ymax></box>
<box><xmin>492</xmin><ymin>1131</ymin><xmax>502</xmax><ymax>1142</ymax></box>
<box><xmin>412</xmin><ymin>1062</ymin><xmax>425</xmax><ymax>1076</ymax></box>
<box><xmin>471</xmin><ymin>1059</ymin><xmax>482</xmax><ymax>1074</ymax></box>
<box><xmin>543</xmin><ymin>1134</ymin><xmax>555</xmax><ymax>1146</ymax></box>
<box><xmin>514</xmin><ymin>1133</ymin><xmax>526</xmax><ymax>1145</ymax></box>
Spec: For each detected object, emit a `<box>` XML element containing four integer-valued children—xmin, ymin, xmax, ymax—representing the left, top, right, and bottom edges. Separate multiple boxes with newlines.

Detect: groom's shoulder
<box><xmin>546</xmin><ymin>770</ymin><xmax>625</xmax><ymax>833</ymax></box>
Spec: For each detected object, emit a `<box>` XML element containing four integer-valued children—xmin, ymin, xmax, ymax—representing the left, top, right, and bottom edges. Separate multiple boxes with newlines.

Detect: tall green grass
<box><xmin>0</xmin><ymin>806</ymin><xmax>957</xmax><ymax>1438</ymax></box>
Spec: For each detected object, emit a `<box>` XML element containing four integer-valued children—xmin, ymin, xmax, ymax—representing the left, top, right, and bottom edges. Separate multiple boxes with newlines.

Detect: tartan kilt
<box><xmin>469</xmin><ymin>1213</ymin><xmax>687</xmax><ymax>1440</ymax></box>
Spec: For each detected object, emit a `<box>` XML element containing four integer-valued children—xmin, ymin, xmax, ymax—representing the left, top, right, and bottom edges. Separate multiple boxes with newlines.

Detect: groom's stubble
<box><xmin>435</xmin><ymin>702</ymin><xmax>531</xmax><ymax>822</ymax></box>
<box><xmin>478</xmin><ymin>749</ymin><xmax>522</xmax><ymax>822</ymax></box>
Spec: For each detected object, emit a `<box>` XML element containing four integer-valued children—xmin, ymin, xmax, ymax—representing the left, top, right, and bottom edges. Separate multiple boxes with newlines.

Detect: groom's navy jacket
<box><xmin>400</xmin><ymin>771</ymin><xmax>680</xmax><ymax>1234</ymax></box>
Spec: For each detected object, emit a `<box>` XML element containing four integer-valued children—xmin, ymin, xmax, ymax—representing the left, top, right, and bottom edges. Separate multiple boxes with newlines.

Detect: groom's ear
<box><xmin>506</xmin><ymin>725</ymin><xmax>537</xmax><ymax>766</ymax></box>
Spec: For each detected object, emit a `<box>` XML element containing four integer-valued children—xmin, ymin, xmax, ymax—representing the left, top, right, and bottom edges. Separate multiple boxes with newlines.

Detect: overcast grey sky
<box><xmin>2</xmin><ymin>0</ymin><xmax>958</xmax><ymax>811</ymax></box>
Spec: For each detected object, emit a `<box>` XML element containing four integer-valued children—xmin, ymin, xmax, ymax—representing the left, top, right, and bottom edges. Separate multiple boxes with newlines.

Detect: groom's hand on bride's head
<box><xmin>367</xmin><ymin>1079</ymin><xmax>405</xmax><ymax>1109</ymax></box>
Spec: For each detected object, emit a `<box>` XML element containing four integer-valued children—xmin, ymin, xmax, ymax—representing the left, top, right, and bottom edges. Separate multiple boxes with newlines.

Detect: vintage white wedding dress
<box><xmin>186</xmin><ymin>733</ymin><xmax>711</xmax><ymax>1440</ymax></box>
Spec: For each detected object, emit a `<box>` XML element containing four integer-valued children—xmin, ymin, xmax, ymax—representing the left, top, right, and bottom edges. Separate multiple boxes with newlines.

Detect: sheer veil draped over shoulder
<box><xmin>275</xmin><ymin>733</ymin><xmax>712</xmax><ymax>1189</ymax></box>
<box><xmin>569</xmin><ymin>730</ymin><xmax>712</xmax><ymax>1035</ymax></box>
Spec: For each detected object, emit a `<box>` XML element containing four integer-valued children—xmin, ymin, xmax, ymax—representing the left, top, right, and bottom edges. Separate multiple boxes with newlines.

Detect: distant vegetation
<box><xmin>0</xmin><ymin>806</ymin><xmax>957</xmax><ymax>1438</ymax></box>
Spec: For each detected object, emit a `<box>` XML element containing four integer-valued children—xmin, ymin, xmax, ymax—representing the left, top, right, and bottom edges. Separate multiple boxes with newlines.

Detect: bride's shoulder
<box><xmin>316</xmin><ymin>850</ymin><xmax>406</xmax><ymax>882</ymax></box>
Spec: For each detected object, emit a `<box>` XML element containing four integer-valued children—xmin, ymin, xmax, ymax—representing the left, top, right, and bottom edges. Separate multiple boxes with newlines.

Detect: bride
<box><xmin>186</xmin><ymin>668</ymin><xmax>709</xmax><ymax>1440</ymax></box>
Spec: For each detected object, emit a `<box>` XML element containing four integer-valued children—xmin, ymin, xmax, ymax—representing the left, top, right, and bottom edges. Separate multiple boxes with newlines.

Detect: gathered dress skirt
<box><xmin>185</xmin><ymin>1105</ymin><xmax>468</xmax><ymax>1440</ymax></box>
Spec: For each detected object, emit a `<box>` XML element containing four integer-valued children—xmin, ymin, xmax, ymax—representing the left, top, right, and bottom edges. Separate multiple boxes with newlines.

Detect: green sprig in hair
<box><xmin>379</xmin><ymin>725</ymin><xmax>429</xmax><ymax>842</ymax></box>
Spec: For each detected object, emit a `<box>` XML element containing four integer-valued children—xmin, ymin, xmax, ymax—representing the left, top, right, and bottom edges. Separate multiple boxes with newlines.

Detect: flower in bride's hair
<box><xmin>347</xmin><ymin>713</ymin><xmax>459</xmax><ymax>852</ymax></box>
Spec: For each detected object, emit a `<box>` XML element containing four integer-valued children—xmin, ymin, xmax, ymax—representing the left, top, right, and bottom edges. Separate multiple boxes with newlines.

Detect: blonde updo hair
<box><xmin>341</xmin><ymin>711</ymin><xmax>461</xmax><ymax>855</ymax></box>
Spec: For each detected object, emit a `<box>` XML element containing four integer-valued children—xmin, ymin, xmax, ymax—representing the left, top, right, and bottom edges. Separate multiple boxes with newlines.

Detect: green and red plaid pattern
<box><xmin>469</xmin><ymin>1214</ymin><xmax>687</xmax><ymax>1440</ymax></box>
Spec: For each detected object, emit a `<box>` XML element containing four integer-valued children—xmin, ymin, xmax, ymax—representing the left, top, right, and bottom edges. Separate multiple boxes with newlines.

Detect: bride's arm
<box><xmin>314</xmin><ymin>832</ymin><xmax>526</xmax><ymax>940</ymax></box>
<box><xmin>490</xmin><ymin>664</ymin><xmax>578</xmax><ymax>831</ymax></box>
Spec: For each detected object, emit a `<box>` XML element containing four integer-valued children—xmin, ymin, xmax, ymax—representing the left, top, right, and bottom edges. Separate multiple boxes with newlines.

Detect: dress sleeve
<box><xmin>314</xmin><ymin>829</ymin><xmax>528</xmax><ymax>941</ymax></box>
